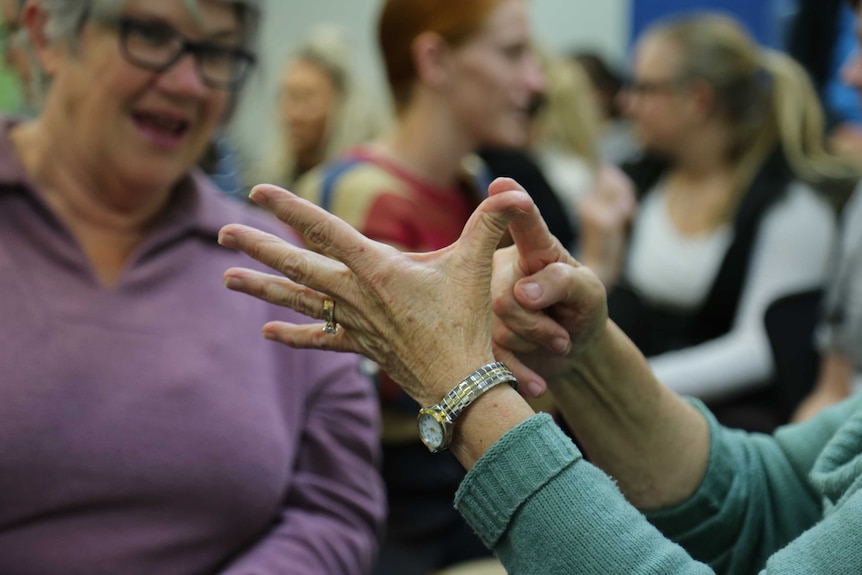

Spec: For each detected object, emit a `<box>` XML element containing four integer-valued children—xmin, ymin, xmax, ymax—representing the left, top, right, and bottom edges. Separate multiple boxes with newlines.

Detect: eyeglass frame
<box><xmin>622</xmin><ymin>75</ymin><xmax>690</xmax><ymax>97</ymax></box>
<box><xmin>98</xmin><ymin>15</ymin><xmax>257</xmax><ymax>91</ymax></box>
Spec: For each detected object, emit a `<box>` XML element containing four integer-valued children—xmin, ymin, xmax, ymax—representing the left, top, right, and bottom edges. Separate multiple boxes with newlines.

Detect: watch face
<box><xmin>418</xmin><ymin>412</ymin><xmax>444</xmax><ymax>451</ymax></box>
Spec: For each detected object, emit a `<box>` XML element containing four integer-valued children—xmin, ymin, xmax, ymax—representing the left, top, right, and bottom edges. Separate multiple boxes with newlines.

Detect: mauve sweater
<box><xmin>0</xmin><ymin>123</ymin><xmax>384</xmax><ymax>575</ymax></box>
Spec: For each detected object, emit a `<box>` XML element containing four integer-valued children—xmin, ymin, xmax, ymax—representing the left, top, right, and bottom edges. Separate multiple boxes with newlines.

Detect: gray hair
<box><xmin>37</xmin><ymin>0</ymin><xmax>261</xmax><ymax>50</ymax></box>
<box><xmin>24</xmin><ymin>0</ymin><xmax>262</xmax><ymax>111</ymax></box>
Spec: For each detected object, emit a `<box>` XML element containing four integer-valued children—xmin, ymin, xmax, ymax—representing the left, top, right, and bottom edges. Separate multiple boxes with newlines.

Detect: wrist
<box><xmin>450</xmin><ymin>384</ymin><xmax>534</xmax><ymax>470</ymax></box>
<box><xmin>417</xmin><ymin>360</ymin><xmax>518</xmax><ymax>453</ymax></box>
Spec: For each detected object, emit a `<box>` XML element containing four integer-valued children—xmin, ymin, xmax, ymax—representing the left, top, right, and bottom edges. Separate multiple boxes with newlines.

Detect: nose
<box><xmin>523</xmin><ymin>53</ymin><xmax>545</xmax><ymax>96</ymax></box>
<box><xmin>156</xmin><ymin>52</ymin><xmax>208</xmax><ymax>98</ymax></box>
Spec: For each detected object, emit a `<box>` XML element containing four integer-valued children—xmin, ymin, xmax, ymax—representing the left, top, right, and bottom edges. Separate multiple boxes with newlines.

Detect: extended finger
<box><xmin>261</xmin><ymin>321</ymin><xmax>361</xmax><ymax>354</ymax></box>
<box><xmin>219</xmin><ymin>224</ymin><xmax>353</xmax><ymax>299</ymax></box>
<box><xmin>247</xmin><ymin>184</ymin><xmax>385</xmax><ymax>270</ymax></box>
<box><xmin>458</xmin><ymin>188</ymin><xmax>535</xmax><ymax>268</ymax></box>
<box><xmin>223</xmin><ymin>267</ymin><xmax>331</xmax><ymax>322</ymax></box>
<box><xmin>487</xmin><ymin>178</ymin><xmax>573</xmax><ymax>274</ymax></box>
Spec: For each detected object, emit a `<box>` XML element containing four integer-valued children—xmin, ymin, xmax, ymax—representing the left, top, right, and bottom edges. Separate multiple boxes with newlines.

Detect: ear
<box><xmin>21</xmin><ymin>1</ymin><xmax>64</xmax><ymax>76</ymax></box>
<box><xmin>410</xmin><ymin>31</ymin><xmax>450</xmax><ymax>88</ymax></box>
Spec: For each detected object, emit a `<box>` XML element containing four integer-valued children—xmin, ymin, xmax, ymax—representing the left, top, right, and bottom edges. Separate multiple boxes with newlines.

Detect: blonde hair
<box><xmin>649</xmin><ymin>13</ymin><xmax>860</xmax><ymax>196</ymax></box>
<box><xmin>258</xmin><ymin>25</ymin><xmax>388</xmax><ymax>187</ymax></box>
<box><xmin>532</xmin><ymin>50</ymin><xmax>601</xmax><ymax>168</ymax></box>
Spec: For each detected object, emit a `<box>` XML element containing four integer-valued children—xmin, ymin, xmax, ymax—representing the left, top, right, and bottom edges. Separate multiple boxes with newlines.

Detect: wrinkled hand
<box><xmin>218</xmin><ymin>182</ymin><xmax>533</xmax><ymax>407</ymax></box>
<box><xmin>490</xmin><ymin>179</ymin><xmax>609</xmax><ymax>397</ymax></box>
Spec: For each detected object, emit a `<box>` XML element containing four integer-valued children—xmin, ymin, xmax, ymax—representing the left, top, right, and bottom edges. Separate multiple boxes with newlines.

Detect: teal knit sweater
<box><xmin>455</xmin><ymin>393</ymin><xmax>862</xmax><ymax>574</ymax></box>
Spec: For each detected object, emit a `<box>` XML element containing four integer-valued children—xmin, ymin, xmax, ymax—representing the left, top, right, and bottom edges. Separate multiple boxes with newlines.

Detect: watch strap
<box><xmin>437</xmin><ymin>361</ymin><xmax>518</xmax><ymax>423</ymax></box>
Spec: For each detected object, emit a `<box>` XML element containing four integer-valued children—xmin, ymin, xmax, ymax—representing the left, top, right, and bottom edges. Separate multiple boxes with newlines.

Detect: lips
<box><xmin>131</xmin><ymin>110</ymin><xmax>191</xmax><ymax>149</ymax></box>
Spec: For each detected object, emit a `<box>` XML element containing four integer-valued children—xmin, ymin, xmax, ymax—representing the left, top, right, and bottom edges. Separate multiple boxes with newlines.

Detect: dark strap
<box><xmin>696</xmin><ymin>150</ymin><xmax>792</xmax><ymax>342</ymax></box>
<box><xmin>319</xmin><ymin>157</ymin><xmax>366</xmax><ymax>212</ymax></box>
<box><xmin>477</xmin><ymin>147</ymin><xmax>577</xmax><ymax>248</ymax></box>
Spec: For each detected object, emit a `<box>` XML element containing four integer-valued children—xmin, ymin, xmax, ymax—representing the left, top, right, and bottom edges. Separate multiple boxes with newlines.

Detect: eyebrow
<box><xmin>204</xmin><ymin>29</ymin><xmax>242</xmax><ymax>43</ymax></box>
<box><xmin>125</xmin><ymin>12</ymin><xmax>242</xmax><ymax>43</ymax></box>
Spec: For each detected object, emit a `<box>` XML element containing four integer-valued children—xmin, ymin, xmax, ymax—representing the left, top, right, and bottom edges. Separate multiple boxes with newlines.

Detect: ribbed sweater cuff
<box><xmin>454</xmin><ymin>414</ymin><xmax>581</xmax><ymax>548</ymax></box>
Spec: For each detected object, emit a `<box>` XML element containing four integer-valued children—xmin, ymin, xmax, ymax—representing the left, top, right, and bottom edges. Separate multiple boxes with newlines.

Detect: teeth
<box><xmin>139</xmin><ymin>113</ymin><xmax>185</xmax><ymax>133</ymax></box>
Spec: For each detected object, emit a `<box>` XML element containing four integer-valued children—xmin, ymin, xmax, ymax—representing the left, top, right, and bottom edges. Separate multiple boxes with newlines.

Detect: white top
<box><xmin>533</xmin><ymin>147</ymin><xmax>594</xmax><ymax>250</ymax></box>
<box><xmin>624</xmin><ymin>181</ymin><xmax>836</xmax><ymax>401</ymax></box>
<box><xmin>628</xmin><ymin>191</ymin><xmax>733</xmax><ymax>309</ymax></box>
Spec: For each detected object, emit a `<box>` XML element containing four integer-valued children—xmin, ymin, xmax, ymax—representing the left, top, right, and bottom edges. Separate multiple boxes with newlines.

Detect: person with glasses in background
<box><xmin>608</xmin><ymin>14</ymin><xmax>861</xmax><ymax>432</ymax></box>
<box><xmin>0</xmin><ymin>1</ymin><xmax>384</xmax><ymax>574</ymax></box>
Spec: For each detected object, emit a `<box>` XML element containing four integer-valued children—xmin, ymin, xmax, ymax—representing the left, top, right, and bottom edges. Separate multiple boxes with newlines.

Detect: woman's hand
<box><xmin>218</xmin><ymin>181</ymin><xmax>534</xmax><ymax>407</ymax></box>
<box><xmin>574</xmin><ymin>164</ymin><xmax>635</xmax><ymax>287</ymax></box>
<box><xmin>488</xmin><ymin>180</ymin><xmax>609</xmax><ymax>397</ymax></box>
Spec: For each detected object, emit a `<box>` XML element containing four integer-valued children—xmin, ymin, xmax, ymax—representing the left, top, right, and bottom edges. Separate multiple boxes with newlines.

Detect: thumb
<box><xmin>459</xmin><ymin>189</ymin><xmax>534</xmax><ymax>267</ymax></box>
<box><xmin>488</xmin><ymin>177</ymin><xmax>571</xmax><ymax>274</ymax></box>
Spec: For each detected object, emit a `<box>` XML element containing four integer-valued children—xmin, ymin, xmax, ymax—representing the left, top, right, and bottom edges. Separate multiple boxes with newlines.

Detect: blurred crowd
<box><xmin>2</xmin><ymin>0</ymin><xmax>862</xmax><ymax>574</ymax></box>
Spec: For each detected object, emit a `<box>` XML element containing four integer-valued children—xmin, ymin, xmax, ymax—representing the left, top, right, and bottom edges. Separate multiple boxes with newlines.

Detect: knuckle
<box><xmin>303</xmin><ymin>219</ymin><xmax>335</xmax><ymax>250</ymax></box>
<box><xmin>277</xmin><ymin>251</ymin><xmax>307</xmax><ymax>281</ymax></box>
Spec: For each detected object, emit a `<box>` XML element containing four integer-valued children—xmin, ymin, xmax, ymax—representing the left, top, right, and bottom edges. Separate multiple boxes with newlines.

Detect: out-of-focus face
<box><xmin>44</xmin><ymin>0</ymin><xmax>241</xmax><ymax>193</ymax></box>
<box><xmin>622</xmin><ymin>34</ymin><xmax>692</xmax><ymax>156</ymax></box>
<box><xmin>444</xmin><ymin>0</ymin><xmax>542</xmax><ymax>149</ymax></box>
<box><xmin>279</xmin><ymin>58</ymin><xmax>338</xmax><ymax>159</ymax></box>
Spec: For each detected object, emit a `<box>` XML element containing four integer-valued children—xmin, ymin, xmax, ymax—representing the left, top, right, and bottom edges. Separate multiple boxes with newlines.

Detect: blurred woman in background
<box><xmin>611</xmin><ymin>13</ymin><xmax>859</xmax><ymax>430</ymax></box>
<box><xmin>258</xmin><ymin>25</ymin><xmax>387</xmax><ymax>189</ymax></box>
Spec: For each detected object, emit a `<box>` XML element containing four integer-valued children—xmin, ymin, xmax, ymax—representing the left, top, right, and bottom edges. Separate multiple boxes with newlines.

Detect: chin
<box><xmin>482</xmin><ymin>129</ymin><xmax>529</xmax><ymax>150</ymax></box>
<box><xmin>123</xmin><ymin>160</ymin><xmax>189</xmax><ymax>193</ymax></box>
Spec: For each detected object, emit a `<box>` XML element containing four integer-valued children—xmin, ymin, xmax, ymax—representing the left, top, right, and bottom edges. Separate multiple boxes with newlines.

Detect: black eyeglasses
<box><xmin>623</xmin><ymin>76</ymin><xmax>687</xmax><ymax>96</ymax></box>
<box><xmin>104</xmin><ymin>16</ymin><xmax>256</xmax><ymax>90</ymax></box>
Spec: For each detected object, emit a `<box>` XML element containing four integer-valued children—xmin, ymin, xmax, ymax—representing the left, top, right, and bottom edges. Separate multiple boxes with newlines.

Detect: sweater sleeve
<box><xmin>455</xmin><ymin>396</ymin><xmax>860</xmax><ymax>575</ymax></box>
<box><xmin>650</xmin><ymin>395</ymin><xmax>862</xmax><ymax>574</ymax></box>
<box><xmin>649</xmin><ymin>183</ymin><xmax>835</xmax><ymax>400</ymax></box>
<box><xmin>455</xmin><ymin>414</ymin><xmax>714</xmax><ymax>575</ymax></box>
<box><xmin>218</xmin><ymin>352</ymin><xmax>386</xmax><ymax>575</ymax></box>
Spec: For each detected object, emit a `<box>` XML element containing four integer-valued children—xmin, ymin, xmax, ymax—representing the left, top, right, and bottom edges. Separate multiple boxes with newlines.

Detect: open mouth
<box><xmin>131</xmin><ymin>111</ymin><xmax>191</xmax><ymax>147</ymax></box>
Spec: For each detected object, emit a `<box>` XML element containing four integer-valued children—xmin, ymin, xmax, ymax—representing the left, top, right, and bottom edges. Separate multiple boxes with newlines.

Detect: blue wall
<box><xmin>630</xmin><ymin>0</ymin><xmax>798</xmax><ymax>49</ymax></box>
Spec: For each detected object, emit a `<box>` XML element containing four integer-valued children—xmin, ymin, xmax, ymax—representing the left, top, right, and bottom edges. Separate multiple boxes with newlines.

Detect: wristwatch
<box><xmin>417</xmin><ymin>361</ymin><xmax>518</xmax><ymax>453</ymax></box>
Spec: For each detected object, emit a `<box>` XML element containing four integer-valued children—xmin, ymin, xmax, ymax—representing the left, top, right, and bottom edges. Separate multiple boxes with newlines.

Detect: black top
<box><xmin>477</xmin><ymin>147</ymin><xmax>578</xmax><ymax>249</ymax></box>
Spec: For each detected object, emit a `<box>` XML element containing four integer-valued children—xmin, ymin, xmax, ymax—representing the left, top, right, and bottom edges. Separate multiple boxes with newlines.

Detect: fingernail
<box><xmin>527</xmin><ymin>381</ymin><xmax>544</xmax><ymax>397</ymax></box>
<box><xmin>552</xmin><ymin>337</ymin><xmax>570</xmax><ymax>354</ymax></box>
<box><xmin>218</xmin><ymin>231</ymin><xmax>237</xmax><ymax>249</ymax></box>
<box><xmin>224</xmin><ymin>275</ymin><xmax>244</xmax><ymax>290</ymax></box>
<box><xmin>522</xmin><ymin>282</ymin><xmax>543</xmax><ymax>301</ymax></box>
<box><xmin>249</xmin><ymin>187</ymin><xmax>269</xmax><ymax>205</ymax></box>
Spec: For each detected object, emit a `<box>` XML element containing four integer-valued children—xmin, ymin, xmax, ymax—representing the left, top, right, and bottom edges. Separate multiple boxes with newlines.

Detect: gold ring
<box><xmin>322</xmin><ymin>299</ymin><xmax>339</xmax><ymax>334</ymax></box>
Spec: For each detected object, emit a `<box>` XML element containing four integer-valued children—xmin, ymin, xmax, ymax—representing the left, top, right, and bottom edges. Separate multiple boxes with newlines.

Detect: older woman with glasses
<box><xmin>0</xmin><ymin>1</ymin><xmax>384</xmax><ymax>574</ymax></box>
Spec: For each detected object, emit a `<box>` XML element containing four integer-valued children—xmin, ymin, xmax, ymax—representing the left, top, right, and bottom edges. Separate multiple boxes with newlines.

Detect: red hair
<box><xmin>377</xmin><ymin>0</ymin><xmax>505</xmax><ymax>112</ymax></box>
